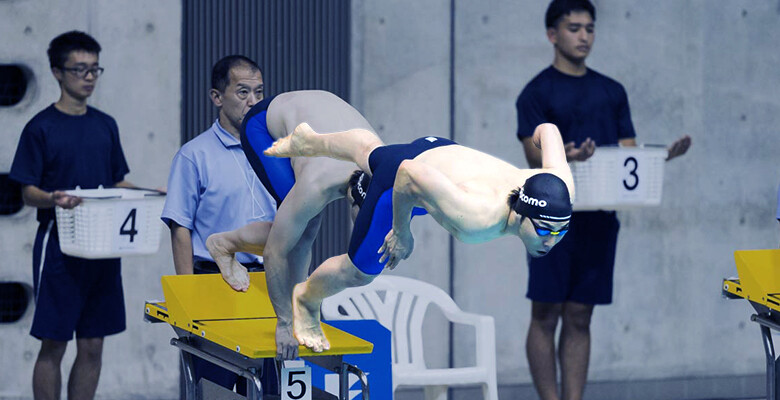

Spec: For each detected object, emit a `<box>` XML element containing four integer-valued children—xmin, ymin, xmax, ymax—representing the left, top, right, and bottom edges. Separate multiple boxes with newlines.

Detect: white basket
<box><xmin>570</xmin><ymin>146</ymin><xmax>666</xmax><ymax>211</ymax></box>
<box><xmin>55</xmin><ymin>187</ymin><xmax>166</xmax><ymax>259</ymax></box>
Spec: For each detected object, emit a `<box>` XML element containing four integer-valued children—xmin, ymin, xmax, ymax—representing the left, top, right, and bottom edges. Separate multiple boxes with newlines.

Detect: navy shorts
<box><xmin>31</xmin><ymin>220</ymin><xmax>126</xmax><ymax>341</ymax></box>
<box><xmin>347</xmin><ymin>136</ymin><xmax>456</xmax><ymax>274</ymax></box>
<box><xmin>526</xmin><ymin>211</ymin><xmax>620</xmax><ymax>305</ymax></box>
<box><xmin>241</xmin><ymin>95</ymin><xmax>294</xmax><ymax>206</ymax></box>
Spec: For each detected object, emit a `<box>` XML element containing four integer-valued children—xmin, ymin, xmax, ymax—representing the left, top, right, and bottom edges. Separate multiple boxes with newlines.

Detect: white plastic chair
<box><xmin>321</xmin><ymin>275</ymin><xmax>498</xmax><ymax>400</ymax></box>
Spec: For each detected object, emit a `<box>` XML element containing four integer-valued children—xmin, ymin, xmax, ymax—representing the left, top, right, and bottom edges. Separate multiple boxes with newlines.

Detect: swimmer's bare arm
<box><xmin>532</xmin><ymin>123</ymin><xmax>568</xmax><ymax>170</ymax></box>
<box><xmin>530</xmin><ymin>123</ymin><xmax>575</xmax><ymax>199</ymax></box>
<box><xmin>380</xmin><ymin>160</ymin><xmax>488</xmax><ymax>268</ymax></box>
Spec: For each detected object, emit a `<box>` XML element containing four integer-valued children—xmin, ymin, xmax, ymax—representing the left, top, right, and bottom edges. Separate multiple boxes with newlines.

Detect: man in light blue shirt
<box><xmin>161</xmin><ymin>55</ymin><xmax>277</xmax><ymax>395</ymax></box>
<box><xmin>162</xmin><ymin>55</ymin><xmax>275</xmax><ymax>275</ymax></box>
<box><xmin>161</xmin><ymin>118</ymin><xmax>275</xmax><ymax>272</ymax></box>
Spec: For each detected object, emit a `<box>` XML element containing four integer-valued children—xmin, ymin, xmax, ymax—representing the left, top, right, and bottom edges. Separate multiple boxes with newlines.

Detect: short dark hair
<box><xmin>545</xmin><ymin>0</ymin><xmax>596</xmax><ymax>29</ymax></box>
<box><xmin>211</xmin><ymin>55</ymin><xmax>262</xmax><ymax>92</ymax></box>
<box><xmin>47</xmin><ymin>31</ymin><xmax>101</xmax><ymax>69</ymax></box>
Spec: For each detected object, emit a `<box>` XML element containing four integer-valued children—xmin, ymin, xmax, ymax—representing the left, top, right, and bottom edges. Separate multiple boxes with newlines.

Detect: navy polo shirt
<box><xmin>516</xmin><ymin>66</ymin><xmax>636</xmax><ymax>146</ymax></box>
<box><xmin>10</xmin><ymin>104</ymin><xmax>130</xmax><ymax>223</ymax></box>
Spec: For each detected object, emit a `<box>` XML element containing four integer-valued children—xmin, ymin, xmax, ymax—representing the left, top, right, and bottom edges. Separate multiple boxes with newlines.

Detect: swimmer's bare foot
<box><xmin>264</xmin><ymin>122</ymin><xmax>317</xmax><ymax>158</ymax></box>
<box><xmin>292</xmin><ymin>282</ymin><xmax>330</xmax><ymax>353</ymax></box>
<box><xmin>206</xmin><ymin>233</ymin><xmax>250</xmax><ymax>292</ymax></box>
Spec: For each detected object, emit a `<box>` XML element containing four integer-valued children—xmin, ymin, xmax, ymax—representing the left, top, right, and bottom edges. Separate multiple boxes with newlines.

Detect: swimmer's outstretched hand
<box><xmin>379</xmin><ymin>229</ymin><xmax>413</xmax><ymax>270</ymax></box>
<box><xmin>264</xmin><ymin>122</ymin><xmax>317</xmax><ymax>158</ymax></box>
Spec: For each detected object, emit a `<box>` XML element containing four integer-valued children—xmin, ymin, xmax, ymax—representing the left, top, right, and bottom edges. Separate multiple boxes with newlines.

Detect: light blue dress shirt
<box><xmin>162</xmin><ymin>120</ymin><xmax>276</xmax><ymax>264</ymax></box>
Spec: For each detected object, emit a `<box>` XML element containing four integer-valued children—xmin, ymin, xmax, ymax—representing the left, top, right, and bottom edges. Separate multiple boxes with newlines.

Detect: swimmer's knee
<box><xmin>343</xmin><ymin>258</ymin><xmax>378</xmax><ymax>287</ymax></box>
<box><xmin>353</xmin><ymin>270</ymin><xmax>377</xmax><ymax>287</ymax></box>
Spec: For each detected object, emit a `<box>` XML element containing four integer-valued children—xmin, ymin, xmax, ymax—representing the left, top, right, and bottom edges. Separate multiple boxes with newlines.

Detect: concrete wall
<box><xmin>352</xmin><ymin>0</ymin><xmax>780</xmax><ymax>393</ymax></box>
<box><xmin>0</xmin><ymin>0</ymin><xmax>181</xmax><ymax>398</ymax></box>
<box><xmin>1</xmin><ymin>0</ymin><xmax>779</xmax><ymax>399</ymax></box>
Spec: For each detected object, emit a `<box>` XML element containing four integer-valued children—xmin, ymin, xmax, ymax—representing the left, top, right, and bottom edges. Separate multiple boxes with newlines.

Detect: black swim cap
<box><xmin>512</xmin><ymin>173</ymin><xmax>572</xmax><ymax>221</ymax></box>
<box><xmin>349</xmin><ymin>171</ymin><xmax>371</xmax><ymax>208</ymax></box>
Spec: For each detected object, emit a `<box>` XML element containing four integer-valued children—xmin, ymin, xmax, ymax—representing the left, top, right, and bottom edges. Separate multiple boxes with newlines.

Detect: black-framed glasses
<box><xmin>59</xmin><ymin>66</ymin><xmax>104</xmax><ymax>79</ymax></box>
<box><xmin>529</xmin><ymin>218</ymin><xmax>569</xmax><ymax>237</ymax></box>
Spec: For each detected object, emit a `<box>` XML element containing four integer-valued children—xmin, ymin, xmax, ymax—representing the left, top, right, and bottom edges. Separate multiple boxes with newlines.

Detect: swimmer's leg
<box><xmin>206</xmin><ymin>221</ymin><xmax>272</xmax><ymax>292</ymax></box>
<box><xmin>264</xmin><ymin>123</ymin><xmax>382</xmax><ymax>173</ymax></box>
<box><xmin>292</xmin><ymin>253</ymin><xmax>376</xmax><ymax>352</ymax></box>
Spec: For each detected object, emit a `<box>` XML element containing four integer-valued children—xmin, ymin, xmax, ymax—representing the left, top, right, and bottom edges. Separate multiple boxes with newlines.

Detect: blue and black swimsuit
<box><xmin>348</xmin><ymin>136</ymin><xmax>456</xmax><ymax>275</ymax></box>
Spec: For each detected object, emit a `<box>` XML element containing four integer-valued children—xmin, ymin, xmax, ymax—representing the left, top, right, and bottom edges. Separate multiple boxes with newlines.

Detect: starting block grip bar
<box><xmin>343</xmin><ymin>363</ymin><xmax>370</xmax><ymax>400</ymax></box>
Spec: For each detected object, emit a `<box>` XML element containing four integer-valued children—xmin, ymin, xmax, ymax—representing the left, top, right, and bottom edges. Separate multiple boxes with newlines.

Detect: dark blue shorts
<box><xmin>241</xmin><ymin>95</ymin><xmax>294</xmax><ymax>206</ymax></box>
<box><xmin>526</xmin><ymin>211</ymin><xmax>619</xmax><ymax>305</ymax></box>
<box><xmin>347</xmin><ymin>137</ymin><xmax>456</xmax><ymax>274</ymax></box>
<box><xmin>31</xmin><ymin>220</ymin><xmax>126</xmax><ymax>341</ymax></box>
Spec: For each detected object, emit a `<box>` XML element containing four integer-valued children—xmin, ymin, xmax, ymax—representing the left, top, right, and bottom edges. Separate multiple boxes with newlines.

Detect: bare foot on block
<box><xmin>206</xmin><ymin>234</ymin><xmax>250</xmax><ymax>292</ymax></box>
<box><xmin>292</xmin><ymin>282</ymin><xmax>330</xmax><ymax>353</ymax></box>
<box><xmin>264</xmin><ymin>122</ymin><xmax>317</xmax><ymax>158</ymax></box>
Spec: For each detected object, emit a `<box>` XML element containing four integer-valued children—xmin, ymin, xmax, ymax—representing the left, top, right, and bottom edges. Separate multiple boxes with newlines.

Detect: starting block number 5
<box><xmin>282</xmin><ymin>361</ymin><xmax>311</xmax><ymax>400</ymax></box>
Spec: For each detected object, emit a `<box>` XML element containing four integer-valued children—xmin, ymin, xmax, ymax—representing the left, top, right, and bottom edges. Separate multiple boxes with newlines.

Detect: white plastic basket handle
<box><xmin>65</xmin><ymin>186</ymin><xmax>164</xmax><ymax>200</ymax></box>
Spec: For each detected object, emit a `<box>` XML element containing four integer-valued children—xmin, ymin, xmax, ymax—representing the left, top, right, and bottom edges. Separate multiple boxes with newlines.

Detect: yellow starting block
<box><xmin>723</xmin><ymin>249</ymin><xmax>780</xmax><ymax>400</ymax></box>
<box><xmin>144</xmin><ymin>272</ymin><xmax>373</xmax><ymax>400</ymax></box>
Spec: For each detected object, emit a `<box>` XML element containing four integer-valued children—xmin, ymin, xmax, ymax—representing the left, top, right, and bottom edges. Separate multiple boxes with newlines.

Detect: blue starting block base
<box><xmin>307</xmin><ymin>320</ymin><xmax>392</xmax><ymax>400</ymax></box>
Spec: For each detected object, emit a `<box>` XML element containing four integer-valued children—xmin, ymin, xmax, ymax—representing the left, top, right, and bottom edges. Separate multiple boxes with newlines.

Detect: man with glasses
<box><xmin>262</xmin><ymin>122</ymin><xmax>573</xmax><ymax>353</ymax></box>
<box><xmin>10</xmin><ymin>31</ymin><xmax>134</xmax><ymax>400</ymax></box>
<box><xmin>161</xmin><ymin>55</ymin><xmax>278</xmax><ymax>396</ymax></box>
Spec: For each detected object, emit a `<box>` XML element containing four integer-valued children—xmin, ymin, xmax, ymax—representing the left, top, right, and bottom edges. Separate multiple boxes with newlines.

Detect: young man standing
<box><xmin>10</xmin><ymin>31</ymin><xmax>133</xmax><ymax>400</ymax></box>
<box><xmin>515</xmin><ymin>2</ymin><xmax>691</xmax><ymax>399</ymax></box>
<box><xmin>161</xmin><ymin>55</ymin><xmax>278</xmax><ymax>395</ymax></box>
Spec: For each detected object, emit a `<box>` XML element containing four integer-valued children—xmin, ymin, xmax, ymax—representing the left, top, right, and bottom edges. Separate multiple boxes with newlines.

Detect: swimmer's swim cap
<box><xmin>349</xmin><ymin>171</ymin><xmax>371</xmax><ymax>208</ymax></box>
<box><xmin>513</xmin><ymin>173</ymin><xmax>571</xmax><ymax>221</ymax></box>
